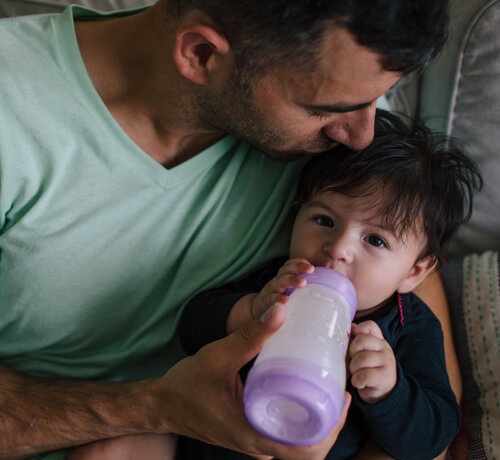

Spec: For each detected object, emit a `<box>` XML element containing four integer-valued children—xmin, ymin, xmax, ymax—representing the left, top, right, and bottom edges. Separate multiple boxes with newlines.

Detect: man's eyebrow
<box><xmin>305</xmin><ymin>101</ymin><xmax>372</xmax><ymax>114</ymax></box>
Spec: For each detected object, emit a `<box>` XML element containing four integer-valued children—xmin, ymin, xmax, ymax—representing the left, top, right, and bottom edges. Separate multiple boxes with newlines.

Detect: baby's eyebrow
<box><xmin>305</xmin><ymin>200</ymin><xmax>334</xmax><ymax>212</ymax></box>
<box><xmin>361</xmin><ymin>215</ymin><xmax>398</xmax><ymax>235</ymax></box>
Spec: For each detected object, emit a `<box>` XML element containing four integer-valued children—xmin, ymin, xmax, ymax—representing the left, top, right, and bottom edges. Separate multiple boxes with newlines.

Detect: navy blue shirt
<box><xmin>178</xmin><ymin>258</ymin><xmax>461</xmax><ymax>459</ymax></box>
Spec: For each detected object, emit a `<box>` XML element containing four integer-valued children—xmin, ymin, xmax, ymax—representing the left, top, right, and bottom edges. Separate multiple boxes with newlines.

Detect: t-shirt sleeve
<box><xmin>178</xmin><ymin>258</ymin><xmax>285</xmax><ymax>355</ymax></box>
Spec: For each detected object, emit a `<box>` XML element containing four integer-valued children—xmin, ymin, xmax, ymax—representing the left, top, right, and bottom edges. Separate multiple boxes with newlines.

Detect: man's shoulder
<box><xmin>0</xmin><ymin>12</ymin><xmax>67</xmax><ymax>96</ymax></box>
<box><xmin>0</xmin><ymin>9</ymin><xmax>59</xmax><ymax>49</ymax></box>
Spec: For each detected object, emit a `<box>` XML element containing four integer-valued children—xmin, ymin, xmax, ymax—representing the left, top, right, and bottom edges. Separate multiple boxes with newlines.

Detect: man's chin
<box><xmin>266</xmin><ymin>149</ymin><xmax>331</xmax><ymax>162</ymax></box>
<box><xmin>263</xmin><ymin>150</ymin><xmax>306</xmax><ymax>163</ymax></box>
<box><xmin>259</xmin><ymin>142</ymin><xmax>340</xmax><ymax>162</ymax></box>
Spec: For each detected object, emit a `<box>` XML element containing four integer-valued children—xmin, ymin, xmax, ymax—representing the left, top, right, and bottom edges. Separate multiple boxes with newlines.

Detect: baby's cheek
<box><xmin>355</xmin><ymin>280</ymin><xmax>396</xmax><ymax>310</ymax></box>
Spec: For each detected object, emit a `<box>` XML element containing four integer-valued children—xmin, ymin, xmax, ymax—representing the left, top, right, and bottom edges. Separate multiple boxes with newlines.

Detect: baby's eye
<box><xmin>365</xmin><ymin>234</ymin><xmax>387</xmax><ymax>248</ymax></box>
<box><xmin>313</xmin><ymin>215</ymin><xmax>334</xmax><ymax>228</ymax></box>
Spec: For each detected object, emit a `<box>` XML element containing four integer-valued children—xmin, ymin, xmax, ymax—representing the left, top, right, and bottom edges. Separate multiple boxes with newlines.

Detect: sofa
<box><xmin>1</xmin><ymin>0</ymin><xmax>499</xmax><ymax>458</ymax></box>
<box><xmin>389</xmin><ymin>1</ymin><xmax>500</xmax><ymax>457</ymax></box>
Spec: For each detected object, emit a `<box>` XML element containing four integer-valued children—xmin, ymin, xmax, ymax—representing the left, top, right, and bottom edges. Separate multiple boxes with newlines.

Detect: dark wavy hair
<box><xmin>294</xmin><ymin>110</ymin><xmax>482</xmax><ymax>267</ymax></box>
<box><xmin>167</xmin><ymin>0</ymin><xmax>449</xmax><ymax>80</ymax></box>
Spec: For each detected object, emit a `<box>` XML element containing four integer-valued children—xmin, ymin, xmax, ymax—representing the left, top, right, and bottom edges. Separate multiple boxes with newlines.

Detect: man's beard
<box><xmin>196</xmin><ymin>75</ymin><xmax>335</xmax><ymax>162</ymax></box>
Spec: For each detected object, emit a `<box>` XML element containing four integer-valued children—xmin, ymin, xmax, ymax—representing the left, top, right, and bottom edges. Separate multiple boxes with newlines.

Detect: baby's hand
<box><xmin>250</xmin><ymin>258</ymin><xmax>314</xmax><ymax>320</ymax></box>
<box><xmin>348</xmin><ymin>320</ymin><xmax>397</xmax><ymax>404</ymax></box>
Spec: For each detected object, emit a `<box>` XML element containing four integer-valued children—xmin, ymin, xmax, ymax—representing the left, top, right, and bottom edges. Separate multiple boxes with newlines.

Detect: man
<box><xmin>0</xmin><ymin>0</ymin><xmax>455</xmax><ymax>459</ymax></box>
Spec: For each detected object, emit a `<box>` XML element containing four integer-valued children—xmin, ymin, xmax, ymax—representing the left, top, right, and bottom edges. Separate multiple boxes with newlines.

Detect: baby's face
<box><xmin>289</xmin><ymin>190</ymin><xmax>431</xmax><ymax>311</ymax></box>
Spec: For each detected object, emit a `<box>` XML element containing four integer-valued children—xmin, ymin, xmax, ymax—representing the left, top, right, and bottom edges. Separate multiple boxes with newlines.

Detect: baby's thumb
<box><xmin>223</xmin><ymin>303</ymin><xmax>286</xmax><ymax>371</ymax></box>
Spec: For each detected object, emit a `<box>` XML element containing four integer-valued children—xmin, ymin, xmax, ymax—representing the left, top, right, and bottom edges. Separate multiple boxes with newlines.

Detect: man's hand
<box><xmin>151</xmin><ymin>302</ymin><xmax>350</xmax><ymax>460</ymax></box>
<box><xmin>349</xmin><ymin>321</ymin><xmax>397</xmax><ymax>404</ymax></box>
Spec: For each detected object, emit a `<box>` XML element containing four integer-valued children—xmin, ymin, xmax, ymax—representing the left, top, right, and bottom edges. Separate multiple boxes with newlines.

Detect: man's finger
<box><xmin>220</xmin><ymin>303</ymin><xmax>286</xmax><ymax>371</ymax></box>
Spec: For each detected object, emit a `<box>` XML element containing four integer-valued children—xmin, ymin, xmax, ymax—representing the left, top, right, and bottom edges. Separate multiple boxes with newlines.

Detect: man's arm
<box><xmin>414</xmin><ymin>270</ymin><xmax>462</xmax><ymax>460</ymax></box>
<box><xmin>0</xmin><ymin>365</ymin><xmax>153</xmax><ymax>459</ymax></box>
<box><xmin>413</xmin><ymin>270</ymin><xmax>462</xmax><ymax>402</ymax></box>
<box><xmin>0</xmin><ymin>304</ymin><xmax>350</xmax><ymax>460</ymax></box>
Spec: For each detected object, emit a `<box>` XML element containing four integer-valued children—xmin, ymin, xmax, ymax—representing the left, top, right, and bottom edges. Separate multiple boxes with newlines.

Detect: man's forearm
<box><xmin>0</xmin><ymin>365</ymin><xmax>157</xmax><ymax>459</ymax></box>
<box><xmin>2</xmin><ymin>308</ymin><xmax>351</xmax><ymax>460</ymax></box>
<box><xmin>413</xmin><ymin>270</ymin><xmax>461</xmax><ymax>460</ymax></box>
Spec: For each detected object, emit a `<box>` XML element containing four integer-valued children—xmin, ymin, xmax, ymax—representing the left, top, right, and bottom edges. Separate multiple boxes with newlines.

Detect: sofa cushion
<box><xmin>442</xmin><ymin>252</ymin><xmax>500</xmax><ymax>459</ymax></box>
<box><xmin>390</xmin><ymin>0</ymin><xmax>500</xmax><ymax>257</ymax></box>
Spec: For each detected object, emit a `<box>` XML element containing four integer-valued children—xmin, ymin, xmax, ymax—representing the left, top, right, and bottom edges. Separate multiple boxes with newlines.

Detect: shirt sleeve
<box><xmin>178</xmin><ymin>258</ymin><xmax>285</xmax><ymax>355</ymax></box>
<box><xmin>352</xmin><ymin>307</ymin><xmax>462</xmax><ymax>459</ymax></box>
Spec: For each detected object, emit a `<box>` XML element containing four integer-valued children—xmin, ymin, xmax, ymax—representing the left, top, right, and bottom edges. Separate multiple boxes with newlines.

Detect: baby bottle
<box><xmin>243</xmin><ymin>267</ymin><xmax>356</xmax><ymax>446</ymax></box>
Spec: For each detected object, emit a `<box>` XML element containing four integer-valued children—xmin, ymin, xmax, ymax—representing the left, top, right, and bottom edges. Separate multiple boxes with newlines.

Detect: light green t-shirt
<box><xmin>0</xmin><ymin>6</ymin><xmax>304</xmax><ymax>458</ymax></box>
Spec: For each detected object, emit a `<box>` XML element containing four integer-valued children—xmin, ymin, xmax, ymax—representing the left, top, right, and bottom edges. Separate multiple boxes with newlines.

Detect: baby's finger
<box><xmin>350</xmin><ymin>366</ymin><xmax>383</xmax><ymax>390</ymax></box>
<box><xmin>349</xmin><ymin>331</ymin><xmax>385</xmax><ymax>357</ymax></box>
<box><xmin>350</xmin><ymin>361</ymin><xmax>397</xmax><ymax>403</ymax></box>
<box><xmin>349</xmin><ymin>349</ymin><xmax>386</xmax><ymax>375</ymax></box>
<box><xmin>279</xmin><ymin>259</ymin><xmax>315</xmax><ymax>276</ymax></box>
<box><xmin>351</xmin><ymin>320</ymin><xmax>384</xmax><ymax>340</ymax></box>
<box><xmin>269</xmin><ymin>273</ymin><xmax>307</xmax><ymax>293</ymax></box>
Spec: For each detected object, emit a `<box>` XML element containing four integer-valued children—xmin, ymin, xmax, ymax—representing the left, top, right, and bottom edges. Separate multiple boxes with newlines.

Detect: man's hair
<box><xmin>294</xmin><ymin>110</ymin><xmax>482</xmax><ymax>266</ymax></box>
<box><xmin>167</xmin><ymin>0</ymin><xmax>449</xmax><ymax>80</ymax></box>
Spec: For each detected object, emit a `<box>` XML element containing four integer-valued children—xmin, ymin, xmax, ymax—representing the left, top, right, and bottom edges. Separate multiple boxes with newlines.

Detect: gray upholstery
<box><xmin>372</xmin><ymin>3</ymin><xmax>500</xmax><ymax>455</ymax></box>
<box><xmin>390</xmin><ymin>0</ymin><xmax>500</xmax><ymax>257</ymax></box>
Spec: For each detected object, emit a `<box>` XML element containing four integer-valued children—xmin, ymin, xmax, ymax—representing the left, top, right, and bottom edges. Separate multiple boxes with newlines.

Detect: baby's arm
<box><xmin>67</xmin><ymin>434</ymin><xmax>177</xmax><ymax>460</ymax></box>
<box><xmin>349</xmin><ymin>315</ymin><xmax>461</xmax><ymax>459</ymax></box>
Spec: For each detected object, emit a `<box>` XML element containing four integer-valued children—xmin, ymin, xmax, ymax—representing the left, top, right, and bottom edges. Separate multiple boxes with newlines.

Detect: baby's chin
<box><xmin>356</xmin><ymin>297</ymin><xmax>393</xmax><ymax>315</ymax></box>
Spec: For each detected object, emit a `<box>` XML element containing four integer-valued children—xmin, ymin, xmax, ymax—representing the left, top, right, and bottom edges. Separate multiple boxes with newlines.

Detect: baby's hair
<box><xmin>295</xmin><ymin>110</ymin><xmax>483</xmax><ymax>267</ymax></box>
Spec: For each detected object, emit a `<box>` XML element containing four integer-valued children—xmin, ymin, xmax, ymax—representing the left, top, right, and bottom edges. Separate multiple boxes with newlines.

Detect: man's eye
<box><xmin>314</xmin><ymin>215</ymin><xmax>334</xmax><ymax>227</ymax></box>
<box><xmin>307</xmin><ymin>109</ymin><xmax>329</xmax><ymax>120</ymax></box>
<box><xmin>365</xmin><ymin>235</ymin><xmax>387</xmax><ymax>248</ymax></box>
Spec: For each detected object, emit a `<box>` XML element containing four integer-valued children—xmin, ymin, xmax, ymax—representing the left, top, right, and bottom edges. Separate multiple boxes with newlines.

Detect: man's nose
<box><xmin>322</xmin><ymin>104</ymin><xmax>376</xmax><ymax>151</ymax></box>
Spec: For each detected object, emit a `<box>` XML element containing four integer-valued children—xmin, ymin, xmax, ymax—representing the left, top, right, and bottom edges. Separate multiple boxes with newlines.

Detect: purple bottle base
<box><xmin>244</xmin><ymin>357</ymin><xmax>345</xmax><ymax>446</ymax></box>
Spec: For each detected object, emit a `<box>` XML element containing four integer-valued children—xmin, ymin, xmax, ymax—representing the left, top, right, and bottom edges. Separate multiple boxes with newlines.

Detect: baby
<box><xmin>177</xmin><ymin>110</ymin><xmax>481</xmax><ymax>459</ymax></box>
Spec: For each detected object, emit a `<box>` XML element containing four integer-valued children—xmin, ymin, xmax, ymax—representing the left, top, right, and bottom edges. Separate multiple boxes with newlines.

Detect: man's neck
<box><xmin>74</xmin><ymin>1</ymin><xmax>225</xmax><ymax>168</ymax></box>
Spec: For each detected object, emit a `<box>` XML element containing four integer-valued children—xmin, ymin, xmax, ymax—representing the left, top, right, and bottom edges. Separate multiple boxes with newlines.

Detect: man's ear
<box><xmin>397</xmin><ymin>255</ymin><xmax>438</xmax><ymax>294</ymax></box>
<box><xmin>173</xmin><ymin>22</ymin><xmax>231</xmax><ymax>86</ymax></box>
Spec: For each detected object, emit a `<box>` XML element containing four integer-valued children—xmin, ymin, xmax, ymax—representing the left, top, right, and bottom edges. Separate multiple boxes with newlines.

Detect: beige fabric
<box><xmin>390</xmin><ymin>0</ymin><xmax>500</xmax><ymax>257</ymax></box>
<box><xmin>461</xmin><ymin>252</ymin><xmax>500</xmax><ymax>458</ymax></box>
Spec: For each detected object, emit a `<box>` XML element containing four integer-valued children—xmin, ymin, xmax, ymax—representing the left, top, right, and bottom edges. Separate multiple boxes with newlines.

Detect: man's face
<box><xmin>197</xmin><ymin>27</ymin><xmax>401</xmax><ymax>161</ymax></box>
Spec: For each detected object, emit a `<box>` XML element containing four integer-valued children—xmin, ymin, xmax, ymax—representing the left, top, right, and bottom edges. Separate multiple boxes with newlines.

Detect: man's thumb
<box><xmin>223</xmin><ymin>303</ymin><xmax>286</xmax><ymax>370</ymax></box>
